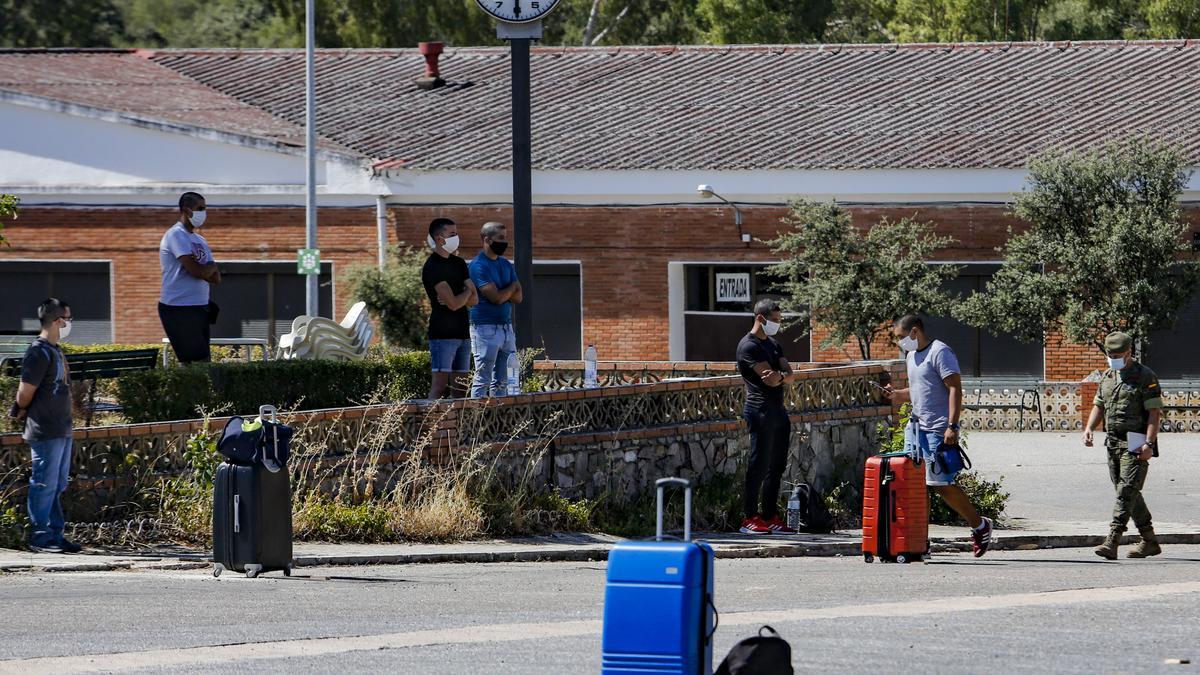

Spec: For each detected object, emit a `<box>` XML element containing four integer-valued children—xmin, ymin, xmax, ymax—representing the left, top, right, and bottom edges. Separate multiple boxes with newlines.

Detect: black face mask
<box><xmin>489</xmin><ymin>240</ymin><xmax>508</xmax><ymax>256</ymax></box>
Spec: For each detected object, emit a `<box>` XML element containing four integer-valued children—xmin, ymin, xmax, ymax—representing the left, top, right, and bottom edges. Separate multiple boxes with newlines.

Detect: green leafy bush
<box><xmin>117</xmin><ymin>354</ymin><xmax>434</xmax><ymax>422</ymax></box>
<box><xmin>116</xmin><ymin>366</ymin><xmax>216</xmax><ymax>423</ymax></box>
<box><xmin>345</xmin><ymin>246</ymin><xmax>430</xmax><ymax>350</ymax></box>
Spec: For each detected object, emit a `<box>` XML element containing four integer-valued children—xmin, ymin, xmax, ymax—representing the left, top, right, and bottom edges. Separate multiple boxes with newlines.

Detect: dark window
<box><xmin>683</xmin><ymin>263</ymin><xmax>808</xmax><ymax>362</ymax></box>
<box><xmin>530</xmin><ymin>263</ymin><xmax>582</xmax><ymax>360</ymax></box>
<box><xmin>210</xmin><ymin>262</ymin><xmax>333</xmax><ymax>345</ymax></box>
<box><xmin>1145</xmin><ymin>284</ymin><xmax>1200</xmax><ymax>379</ymax></box>
<box><xmin>685</xmin><ymin>265</ymin><xmax>786</xmax><ymax>313</ymax></box>
<box><xmin>0</xmin><ymin>261</ymin><xmax>112</xmax><ymax>344</ymax></box>
<box><xmin>922</xmin><ymin>264</ymin><xmax>1043</xmax><ymax>379</ymax></box>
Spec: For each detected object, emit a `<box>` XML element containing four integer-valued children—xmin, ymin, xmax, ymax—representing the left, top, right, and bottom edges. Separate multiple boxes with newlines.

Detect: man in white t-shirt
<box><xmin>158</xmin><ymin>191</ymin><xmax>220</xmax><ymax>363</ymax></box>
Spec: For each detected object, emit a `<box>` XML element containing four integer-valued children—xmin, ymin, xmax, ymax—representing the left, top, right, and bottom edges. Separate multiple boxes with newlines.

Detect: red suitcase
<box><xmin>862</xmin><ymin>452</ymin><xmax>929</xmax><ymax>563</ymax></box>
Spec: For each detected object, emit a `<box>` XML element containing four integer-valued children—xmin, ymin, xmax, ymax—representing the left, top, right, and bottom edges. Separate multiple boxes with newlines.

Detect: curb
<box><xmin>6</xmin><ymin>532</ymin><xmax>1200</xmax><ymax>573</ymax></box>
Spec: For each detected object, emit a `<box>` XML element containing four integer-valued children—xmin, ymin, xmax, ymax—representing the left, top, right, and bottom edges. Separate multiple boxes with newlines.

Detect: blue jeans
<box><xmin>429</xmin><ymin>338</ymin><xmax>471</xmax><ymax>373</ymax></box>
<box><xmin>28</xmin><ymin>436</ymin><xmax>72</xmax><ymax>547</ymax></box>
<box><xmin>470</xmin><ymin>323</ymin><xmax>516</xmax><ymax>397</ymax></box>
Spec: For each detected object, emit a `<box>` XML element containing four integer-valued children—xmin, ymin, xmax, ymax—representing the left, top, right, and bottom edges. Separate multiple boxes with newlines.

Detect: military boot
<box><xmin>1094</xmin><ymin>529</ymin><xmax>1121</xmax><ymax>560</ymax></box>
<box><xmin>1127</xmin><ymin>529</ymin><xmax>1162</xmax><ymax>558</ymax></box>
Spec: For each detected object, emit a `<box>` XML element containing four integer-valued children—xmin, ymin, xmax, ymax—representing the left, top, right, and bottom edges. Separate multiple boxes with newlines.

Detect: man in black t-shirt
<box><xmin>421</xmin><ymin>218</ymin><xmax>477</xmax><ymax>398</ymax></box>
<box><xmin>736</xmin><ymin>299</ymin><xmax>797</xmax><ymax>535</ymax></box>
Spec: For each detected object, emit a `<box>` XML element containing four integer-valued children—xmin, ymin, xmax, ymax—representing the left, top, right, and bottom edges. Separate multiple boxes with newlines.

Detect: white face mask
<box><xmin>427</xmin><ymin>234</ymin><xmax>461</xmax><ymax>253</ymax></box>
<box><xmin>190</xmin><ymin>210</ymin><xmax>207</xmax><ymax>228</ymax></box>
<box><xmin>1107</xmin><ymin>356</ymin><xmax>1127</xmax><ymax>370</ymax></box>
<box><xmin>58</xmin><ymin>319</ymin><xmax>72</xmax><ymax>339</ymax></box>
<box><xmin>763</xmin><ymin>319</ymin><xmax>781</xmax><ymax>336</ymax></box>
<box><xmin>898</xmin><ymin>333</ymin><xmax>919</xmax><ymax>352</ymax></box>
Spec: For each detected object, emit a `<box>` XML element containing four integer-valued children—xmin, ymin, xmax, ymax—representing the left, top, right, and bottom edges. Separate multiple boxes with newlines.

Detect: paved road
<box><xmin>3</xmin><ymin>546</ymin><xmax>1200</xmax><ymax>673</ymax></box>
<box><xmin>965</xmin><ymin>432</ymin><xmax>1200</xmax><ymax>527</ymax></box>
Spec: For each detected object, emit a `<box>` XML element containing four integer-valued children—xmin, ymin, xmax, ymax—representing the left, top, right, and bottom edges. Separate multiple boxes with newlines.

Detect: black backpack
<box><xmin>792</xmin><ymin>483</ymin><xmax>836</xmax><ymax>534</ymax></box>
<box><xmin>716</xmin><ymin>625</ymin><xmax>794</xmax><ymax>675</ymax></box>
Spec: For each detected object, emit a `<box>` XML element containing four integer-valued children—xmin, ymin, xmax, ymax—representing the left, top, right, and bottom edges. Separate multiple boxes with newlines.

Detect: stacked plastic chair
<box><xmin>277</xmin><ymin>301</ymin><xmax>374</xmax><ymax>361</ymax></box>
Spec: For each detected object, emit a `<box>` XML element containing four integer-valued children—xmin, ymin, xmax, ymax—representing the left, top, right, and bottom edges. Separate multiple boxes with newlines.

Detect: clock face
<box><xmin>475</xmin><ymin>0</ymin><xmax>561</xmax><ymax>23</ymax></box>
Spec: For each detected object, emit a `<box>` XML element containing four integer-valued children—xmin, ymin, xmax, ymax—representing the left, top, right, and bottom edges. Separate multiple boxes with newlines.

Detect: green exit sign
<box><xmin>297</xmin><ymin>248</ymin><xmax>321</xmax><ymax>275</ymax></box>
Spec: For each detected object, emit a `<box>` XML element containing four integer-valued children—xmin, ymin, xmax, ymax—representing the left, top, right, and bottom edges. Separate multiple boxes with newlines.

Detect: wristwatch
<box><xmin>948</xmin><ymin>422</ymin><xmax>960</xmax><ymax>431</ymax></box>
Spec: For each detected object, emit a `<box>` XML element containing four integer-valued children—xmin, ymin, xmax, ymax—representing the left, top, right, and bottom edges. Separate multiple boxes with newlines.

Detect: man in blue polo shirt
<box><xmin>468</xmin><ymin>222</ymin><xmax>522</xmax><ymax>397</ymax></box>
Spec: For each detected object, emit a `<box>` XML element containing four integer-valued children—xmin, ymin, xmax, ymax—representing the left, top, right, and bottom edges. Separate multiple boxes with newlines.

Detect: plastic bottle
<box><xmin>786</xmin><ymin>485</ymin><xmax>802</xmax><ymax>531</ymax></box>
<box><xmin>584</xmin><ymin>344</ymin><xmax>598</xmax><ymax>389</ymax></box>
<box><xmin>506</xmin><ymin>352</ymin><xmax>521</xmax><ymax>395</ymax></box>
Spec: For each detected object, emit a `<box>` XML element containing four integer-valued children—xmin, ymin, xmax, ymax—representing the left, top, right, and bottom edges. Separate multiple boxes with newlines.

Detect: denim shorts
<box><xmin>429</xmin><ymin>338</ymin><xmax>471</xmax><ymax>373</ymax></box>
<box><xmin>905</xmin><ymin>424</ymin><xmax>961</xmax><ymax>486</ymax></box>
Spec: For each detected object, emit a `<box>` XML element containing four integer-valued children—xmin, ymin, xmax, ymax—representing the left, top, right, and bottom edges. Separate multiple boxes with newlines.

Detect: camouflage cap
<box><xmin>1104</xmin><ymin>332</ymin><xmax>1133</xmax><ymax>352</ymax></box>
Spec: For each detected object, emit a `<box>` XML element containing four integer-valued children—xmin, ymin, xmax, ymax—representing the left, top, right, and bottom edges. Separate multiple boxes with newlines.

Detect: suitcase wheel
<box><xmin>212</xmin><ymin>564</ymin><xmax>224</xmax><ymax>578</ymax></box>
<box><xmin>896</xmin><ymin>554</ymin><xmax>910</xmax><ymax>564</ymax></box>
<box><xmin>245</xmin><ymin>564</ymin><xmax>262</xmax><ymax>579</ymax></box>
<box><xmin>863</xmin><ymin>553</ymin><xmax>874</xmax><ymax>563</ymax></box>
<box><xmin>283</xmin><ymin>564</ymin><xmax>293</xmax><ymax>577</ymax></box>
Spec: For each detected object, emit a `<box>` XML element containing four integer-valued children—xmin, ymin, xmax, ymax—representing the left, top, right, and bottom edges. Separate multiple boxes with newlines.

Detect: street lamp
<box><xmin>696</xmin><ymin>184</ymin><xmax>750</xmax><ymax>245</ymax></box>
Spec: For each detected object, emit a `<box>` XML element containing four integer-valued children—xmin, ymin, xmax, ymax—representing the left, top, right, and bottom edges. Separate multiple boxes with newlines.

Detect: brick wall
<box><xmin>3</xmin><ymin>202</ymin><xmax>1196</xmax><ymax>381</ymax></box>
<box><xmin>1</xmin><ymin>206</ymin><xmax>381</xmax><ymax>343</ymax></box>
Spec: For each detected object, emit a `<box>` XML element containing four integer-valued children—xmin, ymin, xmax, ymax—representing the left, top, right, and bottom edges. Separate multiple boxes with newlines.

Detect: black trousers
<box><xmin>158</xmin><ymin>303</ymin><xmax>211</xmax><ymax>364</ymax></box>
<box><xmin>743</xmin><ymin>405</ymin><xmax>791</xmax><ymax>519</ymax></box>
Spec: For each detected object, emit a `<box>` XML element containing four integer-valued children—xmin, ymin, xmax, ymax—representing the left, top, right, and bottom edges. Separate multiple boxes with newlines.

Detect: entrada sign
<box><xmin>716</xmin><ymin>273</ymin><xmax>751</xmax><ymax>303</ymax></box>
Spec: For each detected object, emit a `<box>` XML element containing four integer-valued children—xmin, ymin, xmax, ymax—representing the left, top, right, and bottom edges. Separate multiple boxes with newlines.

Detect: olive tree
<box><xmin>955</xmin><ymin>142</ymin><xmax>1200</xmax><ymax>354</ymax></box>
<box><xmin>345</xmin><ymin>246</ymin><xmax>429</xmax><ymax>350</ymax></box>
<box><xmin>767</xmin><ymin>199</ymin><xmax>958</xmax><ymax>360</ymax></box>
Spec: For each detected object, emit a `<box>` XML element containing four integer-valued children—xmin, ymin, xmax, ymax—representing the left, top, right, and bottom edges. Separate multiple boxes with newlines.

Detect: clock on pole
<box><xmin>474</xmin><ymin>0</ymin><xmax>562</xmax><ymax>23</ymax></box>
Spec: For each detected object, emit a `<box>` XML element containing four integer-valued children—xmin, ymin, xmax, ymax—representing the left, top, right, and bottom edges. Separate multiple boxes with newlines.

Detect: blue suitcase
<box><xmin>602</xmin><ymin>477</ymin><xmax>716</xmax><ymax>675</ymax></box>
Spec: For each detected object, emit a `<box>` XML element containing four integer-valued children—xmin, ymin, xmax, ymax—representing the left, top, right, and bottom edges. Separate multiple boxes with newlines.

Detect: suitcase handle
<box><xmin>655</xmin><ymin>477</ymin><xmax>691</xmax><ymax>542</ymax></box>
<box><xmin>258</xmin><ymin>405</ymin><xmax>283</xmax><ymax>473</ymax></box>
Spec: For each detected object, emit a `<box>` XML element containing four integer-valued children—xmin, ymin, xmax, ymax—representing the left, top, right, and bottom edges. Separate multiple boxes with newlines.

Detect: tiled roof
<box><xmin>0</xmin><ymin>49</ymin><xmax>354</xmax><ymax>154</ymax></box>
<box><xmin>3</xmin><ymin>42</ymin><xmax>1200</xmax><ymax>170</ymax></box>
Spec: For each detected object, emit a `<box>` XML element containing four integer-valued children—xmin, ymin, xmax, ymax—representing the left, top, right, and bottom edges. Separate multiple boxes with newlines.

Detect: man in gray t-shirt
<box><xmin>886</xmin><ymin>314</ymin><xmax>994</xmax><ymax>558</ymax></box>
<box><xmin>158</xmin><ymin>191</ymin><xmax>220</xmax><ymax>364</ymax></box>
<box><xmin>11</xmin><ymin>298</ymin><xmax>80</xmax><ymax>553</ymax></box>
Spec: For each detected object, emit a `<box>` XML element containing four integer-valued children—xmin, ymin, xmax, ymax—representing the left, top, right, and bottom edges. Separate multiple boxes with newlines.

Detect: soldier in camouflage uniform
<box><xmin>1082</xmin><ymin>332</ymin><xmax>1163</xmax><ymax>560</ymax></box>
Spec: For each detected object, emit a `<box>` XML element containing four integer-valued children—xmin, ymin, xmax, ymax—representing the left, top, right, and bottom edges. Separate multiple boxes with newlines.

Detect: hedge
<box><xmin>116</xmin><ymin>351</ymin><xmax>432</xmax><ymax>423</ymax></box>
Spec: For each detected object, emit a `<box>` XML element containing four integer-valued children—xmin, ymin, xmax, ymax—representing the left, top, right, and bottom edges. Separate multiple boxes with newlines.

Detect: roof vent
<box><xmin>416</xmin><ymin>42</ymin><xmax>446</xmax><ymax>90</ymax></box>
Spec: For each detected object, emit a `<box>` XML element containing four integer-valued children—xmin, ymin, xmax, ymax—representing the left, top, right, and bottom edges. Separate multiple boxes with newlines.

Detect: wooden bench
<box><xmin>964</xmin><ymin>382</ymin><xmax>1044</xmax><ymax>431</ymax></box>
<box><xmin>3</xmin><ymin>348</ymin><xmax>159</xmax><ymax>425</ymax></box>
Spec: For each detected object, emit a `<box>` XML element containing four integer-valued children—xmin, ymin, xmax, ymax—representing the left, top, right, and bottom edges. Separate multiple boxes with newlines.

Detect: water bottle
<box><xmin>786</xmin><ymin>485</ymin><xmax>802</xmax><ymax>531</ymax></box>
<box><xmin>506</xmin><ymin>352</ymin><xmax>520</xmax><ymax>395</ymax></box>
<box><xmin>583</xmin><ymin>344</ymin><xmax>598</xmax><ymax>389</ymax></box>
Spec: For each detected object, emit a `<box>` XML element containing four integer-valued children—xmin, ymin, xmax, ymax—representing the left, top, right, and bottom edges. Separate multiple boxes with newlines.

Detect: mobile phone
<box><xmin>868</xmin><ymin>381</ymin><xmax>888</xmax><ymax>391</ymax></box>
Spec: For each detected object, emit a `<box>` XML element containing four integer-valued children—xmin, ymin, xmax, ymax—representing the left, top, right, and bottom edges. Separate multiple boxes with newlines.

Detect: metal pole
<box><xmin>304</xmin><ymin>0</ymin><xmax>319</xmax><ymax>317</ymax></box>
<box><xmin>375</xmin><ymin>195</ymin><xmax>388</xmax><ymax>271</ymax></box>
<box><xmin>511</xmin><ymin>38</ymin><xmax>534</xmax><ymax>350</ymax></box>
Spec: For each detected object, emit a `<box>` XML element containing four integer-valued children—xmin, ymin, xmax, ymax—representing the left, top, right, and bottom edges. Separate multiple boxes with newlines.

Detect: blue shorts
<box><xmin>429</xmin><ymin>338</ymin><xmax>470</xmax><ymax>373</ymax></box>
<box><xmin>905</xmin><ymin>425</ymin><xmax>961</xmax><ymax>486</ymax></box>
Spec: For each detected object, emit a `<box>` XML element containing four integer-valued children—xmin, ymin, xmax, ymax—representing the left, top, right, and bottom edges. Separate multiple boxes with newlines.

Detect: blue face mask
<box><xmin>1107</xmin><ymin>356</ymin><xmax>1127</xmax><ymax>370</ymax></box>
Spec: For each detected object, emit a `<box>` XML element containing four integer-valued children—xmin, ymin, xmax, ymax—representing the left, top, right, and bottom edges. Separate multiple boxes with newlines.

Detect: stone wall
<box><xmin>1</xmin><ymin>361</ymin><xmax>902</xmax><ymax>520</ymax></box>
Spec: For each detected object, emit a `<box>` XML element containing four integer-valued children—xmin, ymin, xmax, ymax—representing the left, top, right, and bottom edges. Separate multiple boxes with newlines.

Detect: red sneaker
<box><xmin>739</xmin><ymin>516</ymin><xmax>771</xmax><ymax>534</ymax></box>
<box><xmin>972</xmin><ymin>517</ymin><xmax>993</xmax><ymax>557</ymax></box>
<box><xmin>764</xmin><ymin>516</ymin><xmax>797</xmax><ymax>535</ymax></box>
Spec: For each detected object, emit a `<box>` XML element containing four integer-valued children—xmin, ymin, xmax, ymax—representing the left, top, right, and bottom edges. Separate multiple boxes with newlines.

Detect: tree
<box><xmin>0</xmin><ymin>194</ymin><xmax>18</xmax><ymax>247</ymax></box>
<box><xmin>697</xmin><ymin>0</ymin><xmax>836</xmax><ymax>43</ymax></box>
<box><xmin>768</xmin><ymin>200</ymin><xmax>958</xmax><ymax>360</ymax></box>
<box><xmin>345</xmin><ymin>246</ymin><xmax>430</xmax><ymax>349</ymax></box>
<box><xmin>117</xmin><ymin>0</ymin><xmax>293</xmax><ymax>48</ymax></box>
<box><xmin>955</xmin><ymin>142</ymin><xmax>1200</xmax><ymax>355</ymax></box>
<box><xmin>1145</xmin><ymin>0</ymin><xmax>1200</xmax><ymax>37</ymax></box>
<box><xmin>1</xmin><ymin>0</ymin><xmax>125</xmax><ymax>47</ymax></box>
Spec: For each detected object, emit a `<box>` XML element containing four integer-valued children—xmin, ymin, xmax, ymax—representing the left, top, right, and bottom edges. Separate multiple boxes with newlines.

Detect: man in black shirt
<box><xmin>736</xmin><ymin>299</ymin><xmax>797</xmax><ymax>534</ymax></box>
<box><xmin>421</xmin><ymin>218</ymin><xmax>477</xmax><ymax>398</ymax></box>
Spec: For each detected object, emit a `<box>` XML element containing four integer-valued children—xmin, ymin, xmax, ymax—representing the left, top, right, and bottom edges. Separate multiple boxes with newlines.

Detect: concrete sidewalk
<box><xmin>4</xmin><ymin>520</ymin><xmax>1200</xmax><ymax>574</ymax></box>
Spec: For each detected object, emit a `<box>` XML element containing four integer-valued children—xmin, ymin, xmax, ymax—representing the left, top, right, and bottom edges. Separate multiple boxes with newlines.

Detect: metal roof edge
<box><xmin>0</xmin><ymin>88</ymin><xmax>367</xmax><ymax>165</ymax></box>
